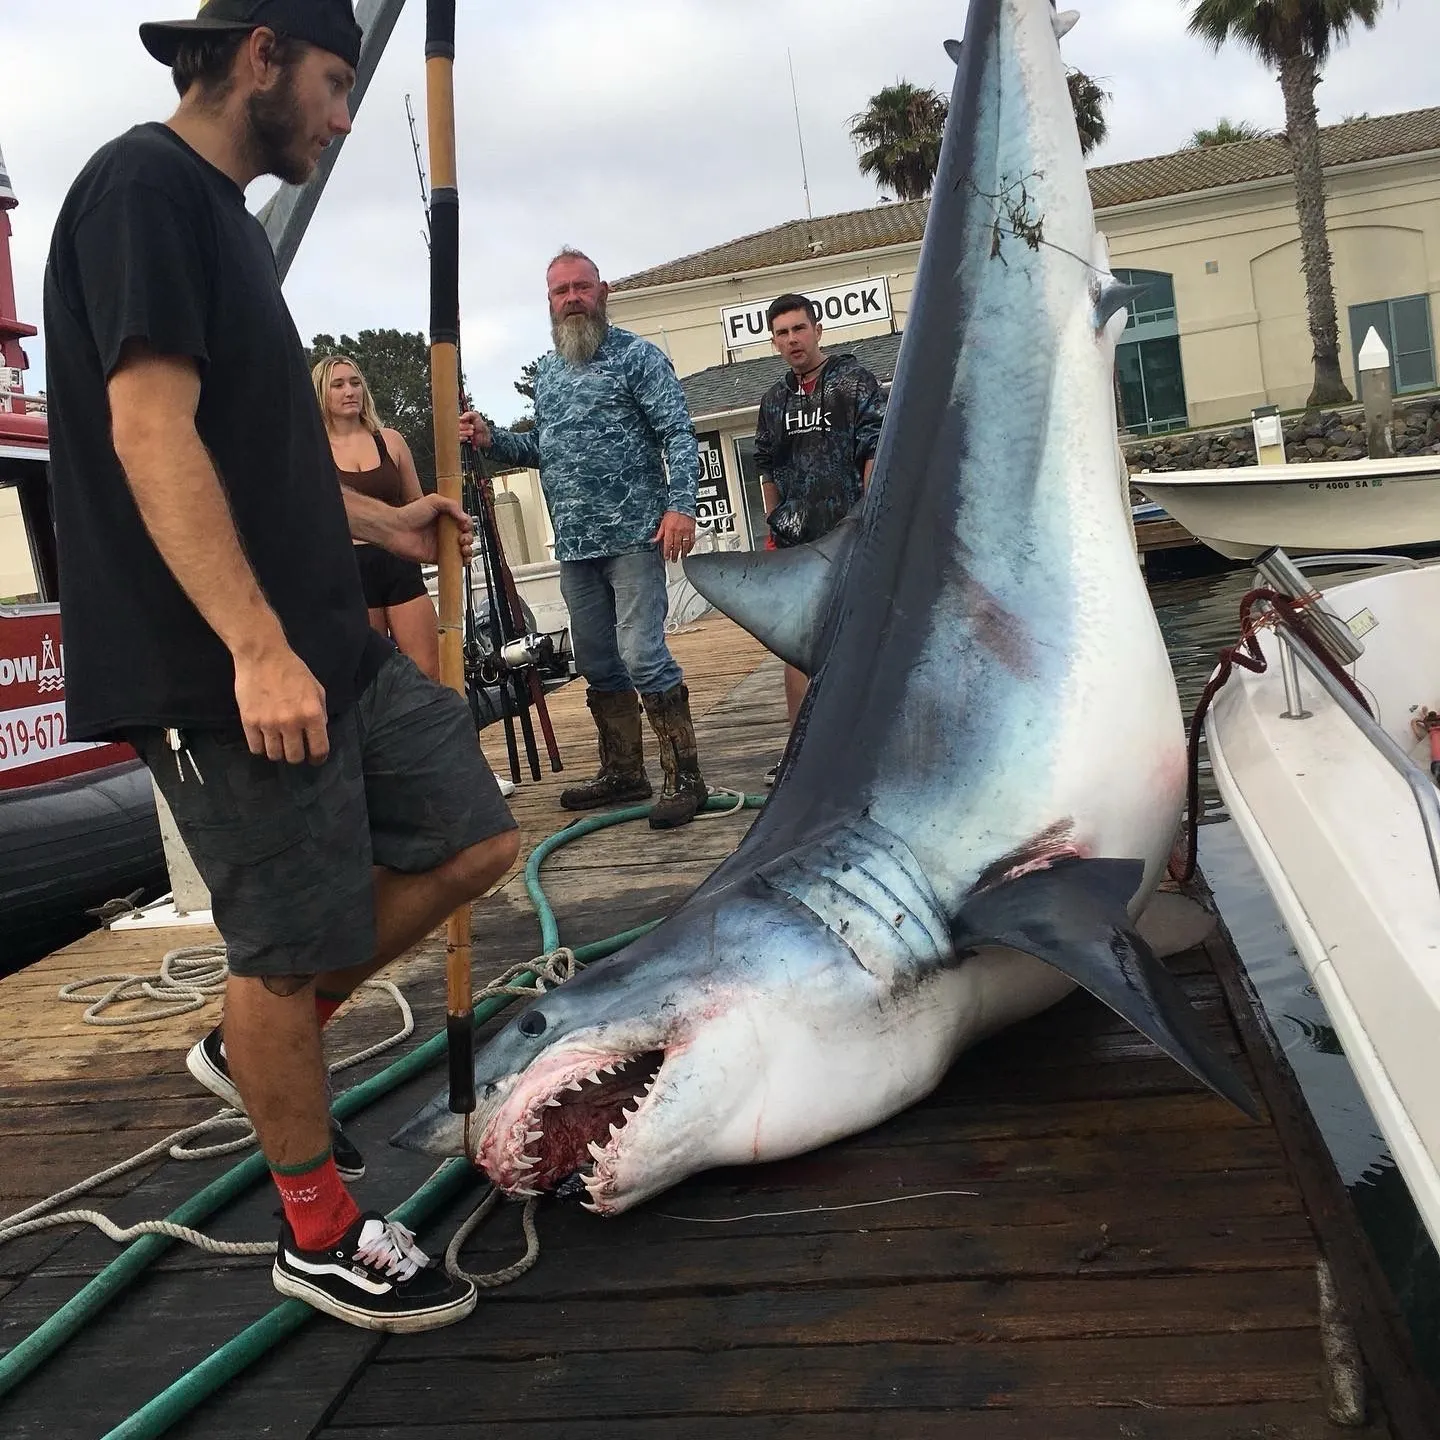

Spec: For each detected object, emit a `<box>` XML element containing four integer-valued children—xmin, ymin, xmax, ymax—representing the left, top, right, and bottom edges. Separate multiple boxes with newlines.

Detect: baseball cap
<box><xmin>140</xmin><ymin>0</ymin><xmax>363</xmax><ymax>71</ymax></box>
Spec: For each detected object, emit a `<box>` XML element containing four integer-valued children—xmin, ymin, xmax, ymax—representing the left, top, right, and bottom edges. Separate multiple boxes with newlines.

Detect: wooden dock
<box><xmin>0</xmin><ymin>615</ymin><xmax>1434</xmax><ymax>1438</ymax></box>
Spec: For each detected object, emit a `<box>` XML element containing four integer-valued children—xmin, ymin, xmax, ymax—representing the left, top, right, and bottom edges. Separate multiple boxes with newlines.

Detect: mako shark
<box><xmin>395</xmin><ymin>0</ymin><xmax>1255</xmax><ymax>1212</ymax></box>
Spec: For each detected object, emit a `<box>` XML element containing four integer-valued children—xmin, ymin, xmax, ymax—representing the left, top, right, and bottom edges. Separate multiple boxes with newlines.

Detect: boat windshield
<box><xmin>0</xmin><ymin>482</ymin><xmax>40</xmax><ymax>605</ymax></box>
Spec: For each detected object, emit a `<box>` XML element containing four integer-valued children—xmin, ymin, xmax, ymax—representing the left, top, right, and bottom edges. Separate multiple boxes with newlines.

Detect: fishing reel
<box><xmin>473</xmin><ymin>630</ymin><xmax>555</xmax><ymax>686</ymax></box>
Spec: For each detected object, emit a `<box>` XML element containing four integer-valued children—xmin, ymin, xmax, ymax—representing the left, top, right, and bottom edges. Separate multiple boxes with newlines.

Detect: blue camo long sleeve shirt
<box><xmin>485</xmin><ymin>326</ymin><xmax>699</xmax><ymax>562</ymax></box>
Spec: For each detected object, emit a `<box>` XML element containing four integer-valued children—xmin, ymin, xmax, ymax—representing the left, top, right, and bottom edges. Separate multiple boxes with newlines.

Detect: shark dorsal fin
<box><xmin>683</xmin><ymin>516</ymin><xmax>859</xmax><ymax>676</ymax></box>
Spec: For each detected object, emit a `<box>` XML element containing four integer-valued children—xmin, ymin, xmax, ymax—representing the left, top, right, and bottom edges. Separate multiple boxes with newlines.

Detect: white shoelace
<box><xmin>354</xmin><ymin>1217</ymin><xmax>431</xmax><ymax>1283</ymax></box>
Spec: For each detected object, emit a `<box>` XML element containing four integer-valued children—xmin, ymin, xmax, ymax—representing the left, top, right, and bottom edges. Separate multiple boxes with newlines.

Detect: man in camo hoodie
<box><xmin>460</xmin><ymin>248</ymin><xmax>708</xmax><ymax>828</ymax></box>
<box><xmin>755</xmin><ymin>293</ymin><xmax>885</xmax><ymax>777</ymax></box>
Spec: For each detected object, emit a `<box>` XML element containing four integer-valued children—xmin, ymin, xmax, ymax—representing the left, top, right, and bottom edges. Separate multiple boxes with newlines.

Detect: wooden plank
<box><xmin>335</xmin><ymin>1331</ymin><xmax>1333</xmax><ymax>1424</ymax></box>
<box><xmin>1199</xmin><ymin>911</ymin><xmax>1440</xmax><ymax>1440</ymax></box>
<box><xmin>321</xmin><ymin>1407</ymin><xmax>1388</xmax><ymax>1440</ymax></box>
<box><xmin>0</xmin><ymin>1270</ymin><xmax>376</xmax><ymax>1440</ymax></box>
<box><xmin>394</xmin><ymin>1271</ymin><xmax>1324</xmax><ymax>1360</ymax></box>
<box><xmin>435</xmin><ymin>1214</ymin><xmax>1318</xmax><ymax>1300</ymax></box>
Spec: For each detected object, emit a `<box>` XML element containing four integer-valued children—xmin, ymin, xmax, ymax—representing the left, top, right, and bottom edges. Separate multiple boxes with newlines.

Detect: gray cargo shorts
<box><xmin>129</xmin><ymin>650</ymin><xmax>516</xmax><ymax>979</ymax></box>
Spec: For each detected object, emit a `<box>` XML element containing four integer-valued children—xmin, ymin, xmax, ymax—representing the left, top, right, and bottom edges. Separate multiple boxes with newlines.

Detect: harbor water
<box><xmin>1149</xmin><ymin>558</ymin><xmax>1440</xmax><ymax>1382</ymax></box>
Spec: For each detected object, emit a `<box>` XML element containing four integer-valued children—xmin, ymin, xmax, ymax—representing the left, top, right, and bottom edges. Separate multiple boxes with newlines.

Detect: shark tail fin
<box><xmin>683</xmin><ymin>516</ymin><xmax>859</xmax><ymax>677</ymax></box>
<box><xmin>951</xmin><ymin>858</ymin><xmax>1259</xmax><ymax>1119</ymax></box>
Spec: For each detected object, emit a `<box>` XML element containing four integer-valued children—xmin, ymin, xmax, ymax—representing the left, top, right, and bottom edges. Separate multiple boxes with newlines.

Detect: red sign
<box><xmin>0</xmin><ymin>605</ymin><xmax>132</xmax><ymax>789</ymax></box>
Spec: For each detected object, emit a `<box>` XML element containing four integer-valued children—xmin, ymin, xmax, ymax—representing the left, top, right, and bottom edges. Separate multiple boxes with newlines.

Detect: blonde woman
<box><xmin>313</xmin><ymin>354</ymin><xmax>515</xmax><ymax>797</ymax></box>
<box><xmin>313</xmin><ymin>354</ymin><xmax>441</xmax><ymax>679</ymax></box>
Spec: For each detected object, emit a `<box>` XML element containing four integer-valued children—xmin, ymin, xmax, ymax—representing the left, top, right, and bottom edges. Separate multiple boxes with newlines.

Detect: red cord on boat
<box><xmin>1169</xmin><ymin>587</ymin><xmax>1373</xmax><ymax>884</ymax></box>
<box><xmin>1411</xmin><ymin>709</ymin><xmax>1440</xmax><ymax>783</ymax></box>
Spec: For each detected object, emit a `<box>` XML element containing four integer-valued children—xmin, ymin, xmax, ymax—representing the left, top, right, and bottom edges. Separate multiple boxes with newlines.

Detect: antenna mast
<box><xmin>787</xmin><ymin>49</ymin><xmax>813</xmax><ymax>221</ymax></box>
<box><xmin>404</xmin><ymin>92</ymin><xmax>431</xmax><ymax>252</ymax></box>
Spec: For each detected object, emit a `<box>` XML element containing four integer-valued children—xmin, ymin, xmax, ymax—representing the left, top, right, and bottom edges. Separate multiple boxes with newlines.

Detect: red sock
<box><xmin>271</xmin><ymin>1152</ymin><xmax>361</xmax><ymax>1250</ymax></box>
<box><xmin>314</xmin><ymin>990</ymin><xmax>347</xmax><ymax>1028</ymax></box>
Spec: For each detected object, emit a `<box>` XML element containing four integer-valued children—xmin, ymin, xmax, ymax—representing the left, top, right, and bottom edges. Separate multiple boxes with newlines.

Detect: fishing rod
<box><xmin>406</xmin><ymin>89</ymin><xmax>562</xmax><ymax>781</ymax></box>
<box><xmin>424</xmin><ymin>0</ymin><xmax>474</xmax><ymax>1116</ymax></box>
<box><xmin>462</xmin><ymin>433</ymin><xmax>564</xmax><ymax>775</ymax></box>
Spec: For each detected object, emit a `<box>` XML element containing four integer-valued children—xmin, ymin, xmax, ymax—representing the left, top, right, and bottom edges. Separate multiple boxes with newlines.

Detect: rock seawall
<box><xmin>1124</xmin><ymin>398</ymin><xmax>1440</xmax><ymax>475</ymax></box>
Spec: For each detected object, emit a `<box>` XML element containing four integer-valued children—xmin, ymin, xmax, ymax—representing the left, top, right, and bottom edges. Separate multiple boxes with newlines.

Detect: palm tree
<box><xmin>849</xmin><ymin>70</ymin><xmax>1111</xmax><ymax>201</ymax></box>
<box><xmin>848</xmin><ymin>83</ymin><xmax>949</xmax><ymax>202</ymax></box>
<box><xmin>1187</xmin><ymin>117</ymin><xmax>1271</xmax><ymax>146</ymax></box>
<box><xmin>1187</xmin><ymin>0</ymin><xmax>1384</xmax><ymax>406</ymax></box>
<box><xmin>1067</xmin><ymin>69</ymin><xmax>1110</xmax><ymax>156</ymax></box>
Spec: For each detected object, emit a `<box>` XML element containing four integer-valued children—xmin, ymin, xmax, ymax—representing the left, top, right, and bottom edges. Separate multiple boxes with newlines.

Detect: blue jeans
<box><xmin>559</xmin><ymin>549</ymin><xmax>683</xmax><ymax>695</ymax></box>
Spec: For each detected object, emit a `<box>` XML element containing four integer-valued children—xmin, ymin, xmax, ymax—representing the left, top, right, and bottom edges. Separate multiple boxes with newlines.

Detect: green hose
<box><xmin>1</xmin><ymin>792</ymin><xmax>763</xmax><ymax>1427</ymax></box>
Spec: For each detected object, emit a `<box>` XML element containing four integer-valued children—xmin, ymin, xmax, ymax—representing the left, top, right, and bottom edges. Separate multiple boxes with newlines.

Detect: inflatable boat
<box><xmin>0</xmin><ymin>433</ymin><xmax>163</xmax><ymax>974</ymax></box>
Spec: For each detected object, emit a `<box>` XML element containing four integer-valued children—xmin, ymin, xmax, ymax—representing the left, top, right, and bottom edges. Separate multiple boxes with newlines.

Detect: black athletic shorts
<box><xmin>128</xmin><ymin>650</ymin><xmax>516</xmax><ymax>978</ymax></box>
<box><xmin>354</xmin><ymin>543</ymin><xmax>428</xmax><ymax>610</ymax></box>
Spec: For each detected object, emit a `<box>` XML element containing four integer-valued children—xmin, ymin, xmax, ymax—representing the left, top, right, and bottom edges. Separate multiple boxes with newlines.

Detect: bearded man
<box><xmin>460</xmin><ymin>248</ymin><xmax>709</xmax><ymax>828</ymax></box>
<box><xmin>43</xmin><ymin>0</ymin><xmax>521</xmax><ymax>1331</ymax></box>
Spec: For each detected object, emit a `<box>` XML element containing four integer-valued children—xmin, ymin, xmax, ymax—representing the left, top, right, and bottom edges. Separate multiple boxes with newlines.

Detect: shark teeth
<box><xmin>587</xmin><ymin>1140</ymin><xmax>608</xmax><ymax>1162</ymax></box>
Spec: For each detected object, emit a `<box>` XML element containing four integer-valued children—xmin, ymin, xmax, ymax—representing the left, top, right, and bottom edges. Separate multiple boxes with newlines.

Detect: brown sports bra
<box><xmin>335</xmin><ymin>430</ymin><xmax>405</xmax><ymax>508</ymax></box>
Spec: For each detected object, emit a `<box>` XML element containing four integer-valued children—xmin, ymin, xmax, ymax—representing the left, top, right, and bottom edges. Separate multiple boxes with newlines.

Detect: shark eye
<box><xmin>518</xmin><ymin>1011</ymin><xmax>548</xmax><ymax>1037</ymax></box>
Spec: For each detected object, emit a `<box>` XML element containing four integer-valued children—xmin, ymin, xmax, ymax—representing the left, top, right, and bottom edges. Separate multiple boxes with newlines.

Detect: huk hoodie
<box><xmin>752</xmin><ymin>352</ymin><xmax>885</xmax><ymax>547</ymax></box>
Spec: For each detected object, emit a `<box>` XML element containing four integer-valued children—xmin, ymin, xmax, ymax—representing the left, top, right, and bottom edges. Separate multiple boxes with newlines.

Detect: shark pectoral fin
<box><xmin>683</xmin><ymin>517</ymin><xmax>859</xmax><ymax>677</ymax></box>
<box><xmin>944</xmin><ymin>38</ymin><xmax>963</xmax><ymax>64</ymax></box>
<box><xmin>951</xmin><ymin>859</ymin><xmax>1259</xmax><ymax>1120</ymax></box>
<box><xmin>1052</xmin><ymin>10</ymin><xmax>1081</xmax><ymax>41</ymax></box>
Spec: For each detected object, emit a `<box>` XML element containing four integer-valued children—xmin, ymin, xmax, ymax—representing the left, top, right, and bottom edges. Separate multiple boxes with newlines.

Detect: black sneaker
<box><xmin>186</xmin><ymin>1025</ymin><xmax>367</xmax><ymax>1181</ymax></box>
<box><xmin>272</xmin><ymin>1212</ymin><xmax>477</xmax><ymax>1333</ymax></box>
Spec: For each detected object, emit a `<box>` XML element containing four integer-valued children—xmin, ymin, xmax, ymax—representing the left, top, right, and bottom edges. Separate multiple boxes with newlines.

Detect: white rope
<box><xmin>57</xmin><ymin>943</ymin><xmax>230</xmax><ymax>1026</ymax></box>
<box><xmin>697</xmin><ymin>785</ymin><xmax>747</xmax><ymax>819</ymax></box>
<box><xmin>0</xmin><ymin>980</ymin><xmax>414</xmax><ymax>1256</ymax></box>
<box><xmin>3</xmin><ymin>950</ymin><xmax>575</xmax><ymax>1273</ymax></box>
<box><xmin>443</xmin><ymin>1187</ymin><xmax>543</xmax><ymax>1289</ymax></box>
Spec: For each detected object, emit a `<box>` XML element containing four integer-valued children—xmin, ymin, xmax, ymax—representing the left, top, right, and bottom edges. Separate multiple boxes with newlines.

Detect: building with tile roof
<box><xmin>595</xmin><ymin>107</ymin><xmax>1440</xmax><ymax>554</ymax></box>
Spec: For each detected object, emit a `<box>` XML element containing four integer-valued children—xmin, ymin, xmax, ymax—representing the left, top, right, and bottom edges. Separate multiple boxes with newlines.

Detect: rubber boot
<box><xmin>641</xmin><ymin>683</ymin><xmax>708</xmax><ymax>830</ymax></box>
<box><xmin>559</xmin><ymin>689</ymin><xmax>654</xmax><ymax>811</ymax></box>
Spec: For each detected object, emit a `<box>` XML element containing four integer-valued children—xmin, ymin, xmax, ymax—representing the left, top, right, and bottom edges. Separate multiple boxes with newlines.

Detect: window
<box><xmin>1114</xmin><ymin>268</ymin><xmax>1177</xmax><ymax>332</ymax></box>
<box><xmin>1112</xmin><ymin>269</ymin><xmax>1189</xmax><ymax>434</ymax></box>
<box><xmin>1349</xmin><ymin>295</ymin><xmax>1436</xmax><ymax>395</ymax></box>
<box><xmin>0</xmin><ymin>483</ymin><xmax>41</xmax><ymax>604</ymax></box>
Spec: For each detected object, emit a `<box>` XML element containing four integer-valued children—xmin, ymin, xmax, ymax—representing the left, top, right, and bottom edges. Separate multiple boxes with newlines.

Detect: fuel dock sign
<box><xmin>721</xmin><ymin>278</ymin><xmax>892</xmax><ymax>353</ymax></box>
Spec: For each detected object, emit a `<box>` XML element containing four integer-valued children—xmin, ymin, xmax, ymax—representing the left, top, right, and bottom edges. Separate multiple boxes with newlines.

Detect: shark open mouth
<box><xmin>480</xmin><ymin>1049</ymin><xmax>666</xmax><ymax>1209</ymax></box>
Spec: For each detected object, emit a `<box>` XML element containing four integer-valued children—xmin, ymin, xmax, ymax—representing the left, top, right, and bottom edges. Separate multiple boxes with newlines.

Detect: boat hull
<box><xmin>1207</xmin><ymin>563</ymin><xmax>1440</xmax><ymax>1247</ymax></box>
<box><xmin>1136</xmin><ymin>456</ymin><xmax>1440</xmax><ymax>560</ymax></box>
<box><xmin>0</xmin><ymin>758</ymin><xmax>163</xmax><ymax>974</ymax></box>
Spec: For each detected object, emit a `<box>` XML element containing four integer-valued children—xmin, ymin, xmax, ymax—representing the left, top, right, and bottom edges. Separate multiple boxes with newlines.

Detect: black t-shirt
<box><xmin>43</xmin><ymin>122</ymin><xmax>381</xmax><ymax>740</ymax></box>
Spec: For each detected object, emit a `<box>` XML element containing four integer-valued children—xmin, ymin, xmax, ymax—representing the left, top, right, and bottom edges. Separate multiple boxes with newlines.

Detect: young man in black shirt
<box><xmin>754</xmin><ymin>294</ymin><xmax>885</xmax><ymax>779</ymax></box>
<box><xmin>43</xmin><ymin>0</ymin><xmax>518</xmax><ymax>1332</ymax></box>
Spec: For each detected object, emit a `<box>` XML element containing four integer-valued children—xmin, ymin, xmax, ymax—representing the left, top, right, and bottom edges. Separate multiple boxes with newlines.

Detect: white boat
<box><xmin>1206</xmin><ymin>552</ymin><xmax>1440</xmax><ymax>1247</ymax></box>
<box><xmin>1135</xmin><ymin>454</ymin><xmax>1440</xmax><ymax>560</ymax></box>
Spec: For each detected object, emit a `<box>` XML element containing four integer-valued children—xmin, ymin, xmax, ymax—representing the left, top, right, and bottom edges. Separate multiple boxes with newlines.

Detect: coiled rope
<box><xmin>0</xmin><ymin>946</ymin><xmax>585</xmax><ymax>1288</ymax></box>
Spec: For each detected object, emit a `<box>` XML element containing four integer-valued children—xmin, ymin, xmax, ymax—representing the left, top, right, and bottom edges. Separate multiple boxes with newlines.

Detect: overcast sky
<box><xmin>3</xmin><ymin>0</ymin><xmax>1433</xmax><ymax>423</ymax></box>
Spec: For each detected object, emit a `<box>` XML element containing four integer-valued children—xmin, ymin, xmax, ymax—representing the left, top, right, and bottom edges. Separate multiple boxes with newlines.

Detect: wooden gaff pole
<box><xmin>424</xmin><ymin>0</ymin><xmax>473</xmax><ymax>1115</ymax></box>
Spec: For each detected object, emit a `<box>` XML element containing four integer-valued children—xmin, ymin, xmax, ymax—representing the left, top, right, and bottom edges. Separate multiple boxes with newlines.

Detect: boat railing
<box><xmin>1261</xmin><ymin>590</ymin><xmax>1440</xmax><ymax>906</ymax></box>
<box><xmin>1284</xmin><ymin>553</ymin><xmax>1422</xmax><ymax>573</ymax></box>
